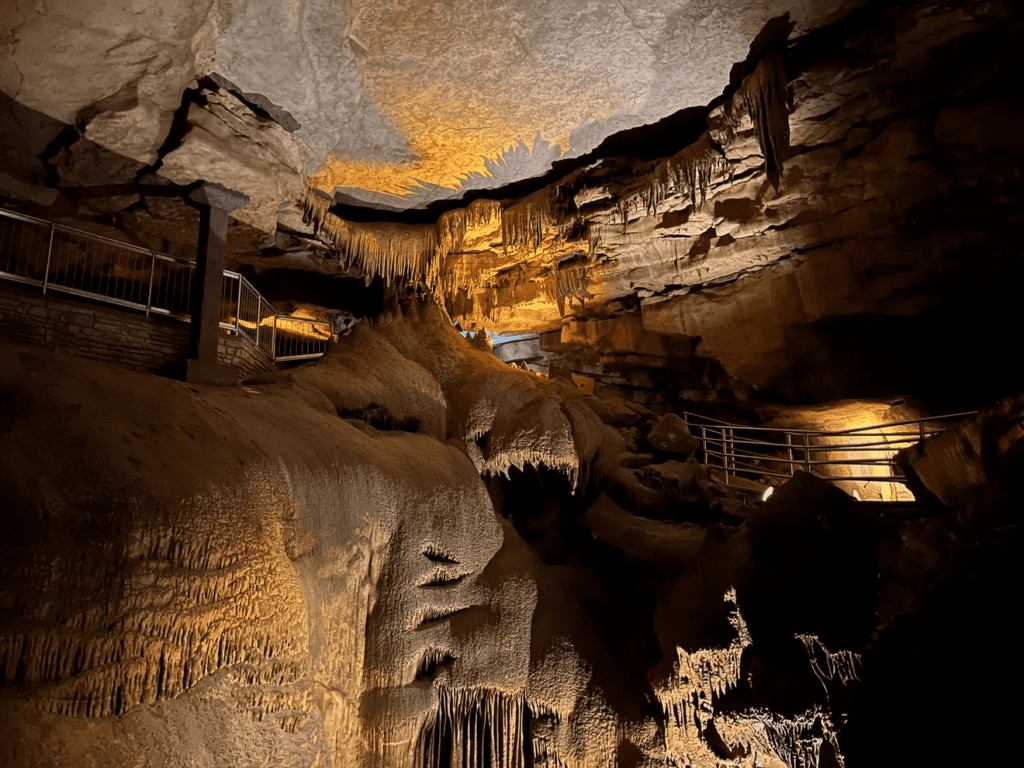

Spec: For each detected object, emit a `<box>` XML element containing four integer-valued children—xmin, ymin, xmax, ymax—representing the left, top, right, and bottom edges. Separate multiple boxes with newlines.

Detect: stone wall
<box><xmin>217</xmin><ymin>332</ymin><xmax>276</xmax><ymax>381</ymax></box>
<box><xmin>0</xmin><ymin>281</ymin><xmax>275</xmax><ymax>380</ymax></box>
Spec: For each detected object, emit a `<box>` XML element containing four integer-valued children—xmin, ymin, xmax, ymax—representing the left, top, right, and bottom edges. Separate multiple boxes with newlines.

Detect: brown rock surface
<box><xmin>896</xmin><ymin>394</ymin><xmax>1024</xmax><ymax>507</ymax></box>
<box><xmin>647</xmin><ymin>413</ymin><xmax>701</xmax><ymax>457</ymax></box>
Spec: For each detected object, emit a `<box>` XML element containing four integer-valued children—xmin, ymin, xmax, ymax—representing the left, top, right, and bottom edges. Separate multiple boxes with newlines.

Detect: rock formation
<box><xmin>2</xmin><ymin>0</ymin><xmax>1023</xmax><ymax>765</ymax></box>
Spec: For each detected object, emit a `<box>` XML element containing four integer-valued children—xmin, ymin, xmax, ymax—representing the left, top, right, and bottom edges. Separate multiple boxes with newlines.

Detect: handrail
<box><xmin>0</xmin><ymin>206</ymin><xmax>333</xmax><ymax>364</ymax></box>
<box><xmin>679</xmin><ymin>409</ymin><xmax>976</xmax><ymax>501</ymax></box>
<box><xmin>679</xmin><ymin>408</ymin><xmax>977</xmax><ymax>435</ymax></box>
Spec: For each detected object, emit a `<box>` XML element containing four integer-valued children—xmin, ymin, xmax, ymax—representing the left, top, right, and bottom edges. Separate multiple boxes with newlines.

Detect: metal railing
<box><xmin>274</xmin><ymin>315</ymin><xmax>335</xmax><ymax>361</ymax></box>
<box><xmin>0</xmin><ymin>207</ymin><xmax>332</xmax><ymax>363</ymax></box>
<box><xmin>681</xmin><ymin>410</ymin><xmax>976</xmax><ymax>500</ymax></box>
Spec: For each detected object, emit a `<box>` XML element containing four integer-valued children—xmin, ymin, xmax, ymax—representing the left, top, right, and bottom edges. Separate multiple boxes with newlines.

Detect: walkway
<box><xmin>681</xmin><ymin>410</ymin><xmax>975</xmax><ymax>502</ymax></box>
<box><xmin>0</xmin><ymin>207</ymin><xmax>332</xmax><ymax>364</ymax></box>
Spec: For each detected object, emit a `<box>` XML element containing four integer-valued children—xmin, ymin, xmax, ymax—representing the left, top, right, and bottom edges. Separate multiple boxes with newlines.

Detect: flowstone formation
<box><xmin>2</xmin><ymin>305</ymin><xmax>1022</xmax><ymax>766</ymax></box>
<box><xmin>1</xmin><ymin>0</ymin><xmax>1023</xmax><ymax>764</ymax></box>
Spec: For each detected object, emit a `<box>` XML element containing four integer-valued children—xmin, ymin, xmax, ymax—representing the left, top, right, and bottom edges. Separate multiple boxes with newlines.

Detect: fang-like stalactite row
<box><xmin>499</xmin><ymin>170</ymin><xmax>584</xmax><ymax>254</ymax></box>
<box><xmin>654</xmin><ymin>590</ymin><xmax>856</xmax><ymax>768</ymax></box>
<box><xmin>631</xmin><ymin>132</ymin><xmax>731</xmax><ymax>221</ymax></box>
<box><xmin>796</xmin><ymin>634</ymin><xmax>863</xmax><ymax>687</ymax></box>
<box><xmin>545</xmin><ymin>261</ymin><xmax>595</xmax><ymax>317</ymax></box>
<box><xmin>414</xmin><ymin>687</ymin><xmax>528</xmax><ymax>768</ymax></box>
<box><xmin>299</xmin><ymin>191</ymin><xmax>502</xmax><ymax>290</ymax></box>
<box><xmin>751</xmin><ymin>708</ymin><xmax>844</xmax><ymax>768</ymax></box>
<box><xmin>299</xmin><ymin>50</ymin><xmax>789</xmax><ymax>308</ymax></box>
<box><xmin>656</xmin><ymin>589</ymin><xmax>752</xmax><ymax>738</ymax></box>
<box><xmin>624</xmin><ymin>50</ymin><xmax>790</xmax><ymax>223</ymax></box>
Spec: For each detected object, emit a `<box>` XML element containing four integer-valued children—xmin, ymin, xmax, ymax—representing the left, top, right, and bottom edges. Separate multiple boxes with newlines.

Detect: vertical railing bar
<box><xmin>721</xmin><ymin>428</ymin><xmax>727</xmax><ymax>479</ymax></box>
<box><xmin>146</xmin><ymin>251</ymin><xmax>156</xmax><ymax>315</ymax></box>
<box><xmin>725</xmin><ymin>427</ymin><xmax>731</xmax><ymax>480</ymax></box>
<box><xmin>271</xmin><ymin>312</ymin><xmax>278</xmax><ymax>361</ymax></box>
<box><xmin>42</xmin><ymin>222</ymin><xmax>54</xmax><ymax>294</ymax></box>
<box><xmin>13</xmin><ymin>218</ymin><xmax>24</xmax><ymax>276</ymax></box>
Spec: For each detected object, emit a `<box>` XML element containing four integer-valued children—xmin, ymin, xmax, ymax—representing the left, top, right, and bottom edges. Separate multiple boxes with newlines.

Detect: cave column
<box><xmin>185</xmin><ymin>181</ymin><xmax>250</xmax><ymax>386</ymax></box>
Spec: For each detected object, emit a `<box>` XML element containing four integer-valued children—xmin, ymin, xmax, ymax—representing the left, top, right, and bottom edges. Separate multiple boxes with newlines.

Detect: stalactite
<box><xmin>655</xmin><ymin>588</ymin><xmax>751</xmax><ymax>736</ymax></box>
<box><xmin>501</xmin><ymin>188</ymin><xmax>557</xmax><ymax>252</ymax></box>
<box><xmin>616</xmin><ymin>198</ymin><xmax>632</xmax><ymax>233</ymax></box>
<box><xmin>619</xmin><ymin>129</ymin><xmax>729</xmax><ymax>228</ymax></box>
<box><xmin>500</xmin><ymin>171</ymin><xmax>582</xmax><ymax>252</ymax></box>
<box><xmin>616</xmin><ymin>50</ymin><xmax>788</xmax><ymax>224</ymax></box>
<box><xmin>413</xmin><ymin>686</ymin><xmax>528</xmax><ymax>768</ymax></box>
<box><xmin>730</xmin><ymin>49</ymin><xmax>791</xmax><ymax>186</ymax></box>
<box><xmin>545</xmin><ymin>260</ymin><xmax>595</xmax><ymax>317</ymax></box>
<box><xmin>302</xmin><ymin>189</ymin><xmax>504</xmax><ymax>294</ymax></box>
<box><xmin>795</xmin><ymin>634</ymin><xmax>863</xmax><ymax>687</ymax></box>
<box><xmin>751</xmin><ymin>708</ymin><xmax>828</xmax><ymax>768</ymax></box>
<box><xmin>667</xmin><ymin>132</ymin><xmax>731</xmax><ymax>210</ymax></box>
<box><xmin>0</xmin><ymin>482</ymin><xmax>312</xmax><ymax>721</ymax></box>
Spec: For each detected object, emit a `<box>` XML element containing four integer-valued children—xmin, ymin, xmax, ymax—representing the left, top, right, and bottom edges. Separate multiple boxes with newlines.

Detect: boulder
<box><xmin>584</xmin><ymin>395</ymin><xmax>655</xmax><ymax>427</ymax></box>
<box><xmin>647</xmin><ymin>412</ymin><xmax>701</xmax><ymax>457</ymax></box>
<box><xmin>579</xmin><ymin>492</ymin><xmax>707</xmax><ymax>568</ymax></box>
<box><xmin>640</xmin><ymin>458</ymin><xmax>712</xmax><ymax>506</ymax></box>
<box><xmin>895</xmin><ymin>394</ymin><xmax>1024</xmax><ymax>507</ymax></box>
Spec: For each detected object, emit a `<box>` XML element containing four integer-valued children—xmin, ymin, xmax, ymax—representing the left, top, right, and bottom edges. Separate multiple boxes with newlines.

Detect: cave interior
<box><xmin>1</xmin><ymin>1</ymin><xmax>1022</xmax><ymax>766</ymax></box>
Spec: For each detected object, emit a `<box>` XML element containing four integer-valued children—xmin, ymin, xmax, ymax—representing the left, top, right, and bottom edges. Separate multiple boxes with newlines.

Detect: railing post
<box><xmin>271</xmin><ymin>313</ymin><xmax>278</xmax><ymax>362</ymax></box>
<box><xmin>145</xmin><ymin>252</ymin><xmax>156</xmax><ymax>316</ymax></box>
<box><xmin>185</xmin><ymin>181</ymin><xmax>249</xmax><ymax>386</ymax></box>
<box><xmin>919</xmin><ymin>419</ymin><xmax>926</xmax><ymax>442</ymax></box>
<box><xmin>786</xmin><ymin>432</ymin><xmax>794</xmax><ymax>476</ymax></box>
<box><xmin>804</xmin><ymin>432</ymin><xmax>811</xmax><ymax>475</ymax></box>
<box><xmin>235</xmin><ymin>278</ymin><xmax>242</xmax><ymax>335</ymax></box>
<box><xmin>700</xmin><ymin>426</ymin><xmax>707</xmax><ymax>464</ymax></box>
<box><xmin>42</xmin><ymin>223</ymin><xmax>54</xmax><ymax>294</ymax></box>
<box><xmin>720</xmin><ymin>428</ymin><xmax>727</xmax><ymax>478</ymax></box>
<box><xmin>726</xmin><ymin>427</ymin><xmax>733</xmax><ymax>480</ymax></box>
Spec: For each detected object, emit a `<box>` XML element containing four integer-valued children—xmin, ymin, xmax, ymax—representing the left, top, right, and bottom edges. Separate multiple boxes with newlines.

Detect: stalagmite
<box><xmin>751</xmin><ymin>708</ymin><xmax>833</xmax><ymax>768</ymax></box>
<box><xmin>655</xmin><ymin>588</ymin><xmax>751</xmax><ymax>739</ymax></box>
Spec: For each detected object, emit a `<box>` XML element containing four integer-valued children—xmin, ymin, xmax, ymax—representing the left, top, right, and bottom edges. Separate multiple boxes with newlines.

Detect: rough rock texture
<box><xmin>0</xmin><ymin>303</ymin><xmax>612</xmax><ymax>767</ymax></box>
<box><xmin>895</xmin><ymin>392</ymin><xmax>1024</xmax><ymax>507</ymax></box>
<box><xmin>1</xmin><ymin>0</ymin><xmax>865</xmax><ymax>211</ymax></box>
<box><xmin>647</xmin><ymin>413</ymin><xmax>701</xmax><ymax>457</ymax></box>
<box><xmin>429</xmin><ymin>0</ymin><xmax>1024</xmax><ymax>408</ymax></box>
<box><xmin>3</xmin><ymin>0</ymin><xmax>1021</xmax><ymax>413</ymax></box>
<box><xmin>5</xmin><ymin>294</ymin><xmax>974</xmax><ymax>767</ymax></box>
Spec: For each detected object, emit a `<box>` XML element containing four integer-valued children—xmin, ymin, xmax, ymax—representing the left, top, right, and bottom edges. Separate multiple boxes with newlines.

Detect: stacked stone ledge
<box><xmin>0</xmin><ymin>282</ymin><xmax>274</xmax><ymax>379</ymax></box>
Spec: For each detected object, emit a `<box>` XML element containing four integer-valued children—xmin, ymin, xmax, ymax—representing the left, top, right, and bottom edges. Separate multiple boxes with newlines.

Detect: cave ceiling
<box><xmin>3</xmin><ymin>0</ymin><xmax>862</xmax><ymax>209</ymax></box>
<box><xmin>3</xmin><ymin>0</ymin><xmax>1022</xmax><ymax>406</ymax></box>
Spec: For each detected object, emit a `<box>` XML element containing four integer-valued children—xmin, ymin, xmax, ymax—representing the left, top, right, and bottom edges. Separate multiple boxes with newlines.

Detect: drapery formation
<box><xmin>300</xmin><ymin>51</ymin><xmax>790</xmax><ymax>299</ymax></box>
